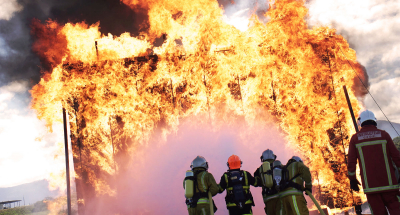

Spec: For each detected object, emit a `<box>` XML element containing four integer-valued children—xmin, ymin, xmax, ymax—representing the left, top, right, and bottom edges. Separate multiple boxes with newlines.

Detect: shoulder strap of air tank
<box><xmin>200</xmin><ymin>171</ymin><xmax>207</xmax><ymax>192</ymax></box>
<box><xmin>243</xmin><ymin>171</ymin><xmax>248</xmax><ymax>186</ymax></box>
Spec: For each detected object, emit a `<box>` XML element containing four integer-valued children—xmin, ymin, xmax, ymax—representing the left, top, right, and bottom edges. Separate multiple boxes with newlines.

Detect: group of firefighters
<box><xmin>183</xmin><ymin>110</ymin><xmax>400</xmax><ymax>215</ymax></box>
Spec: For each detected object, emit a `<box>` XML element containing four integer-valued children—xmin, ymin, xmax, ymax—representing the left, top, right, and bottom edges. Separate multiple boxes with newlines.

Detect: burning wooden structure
<box><xmin>31</xmin><ymin>0</ymin><xmax>368</xmax><ymax>213</ymax></box>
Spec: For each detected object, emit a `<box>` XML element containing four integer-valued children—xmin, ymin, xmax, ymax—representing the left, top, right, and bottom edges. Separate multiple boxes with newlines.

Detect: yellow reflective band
<box><xmin>357</xmin><ymin>146</ymin><xmax>369</xmax><ymax>189</ymax></box>
<box><xmin>226</xmin><ymin>199</ymin><xmax>253</xmax><ymax>207</ymax></box>
<box><xmin>363</xmin><ymin>185</ymin><xmax>399</xmax><ymax>193</ymax></box>
<box><xmin>197</xmin><ymin>198</ymin><xmax>210</xmax><ymax>204</ymax></box>
<box><xmin>348</xmin><ymin>171</ymin><xmax>356</xmax><ymax>176</ymax></box>
<box><xmin>397</xmin><ymin>195</ymin><xmax>400</xmax><ymax>202</ymax></box>
<box><xmin>292</xmin><ymin>195</ymin><xmax>301</xmax><ymax>215</ymax></box>
<box><xmin>227</xmin><ymin>203</ymin><xmax>236</xmax><ymax>207</ymax></box>
<box><xmin>227</xmin><ymin>186</ymin><xmax>249</xmax><ymax>191</ymax></box>
<box><xmin>382</xmin><ymin>143</ymin><xmax>392</xmax><ymax>185</ymax></box>
<box><xmin>225</xmin><ymin>173</ymin><xmax>229</xmax><ymax>185</ymax></box>
<box><xmin>356</xmin><ymin>140</ymin><xmax>387</xmax><ymax>148</ymax></box>
<box><xmin>244</xmin><ymin>171</ymin><xmax>248</xmax><ymax>186</ymax></box>
<box><xmin>356</xmin><ymin>140</ymin><xmax>389</xmax><ymax>189</ymax></box>
<box><xmin>279</xmin><ymin>189</ymin><xmax>303</xmax><ymax>198</ymax></box>
<box><xmin>201</xmin><ymin>172</ymin><xmax>207</xmax><ymax>192</ymax></box>
<box><xmin>263</xmin><ymin>193</ymin><xmax>280</xmax><ymax>202</ymax></box>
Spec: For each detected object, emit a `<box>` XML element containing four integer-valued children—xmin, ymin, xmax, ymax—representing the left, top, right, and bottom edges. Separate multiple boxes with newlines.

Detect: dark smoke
<box><xmin>352</xmin><ymin>63</ymin><xmax>370</xmax><ymax>98</ymax></box>
<box><xmin>0</xmin><ymin>0</ymin><xmax>148</xmax><ymax>87</ymax></box>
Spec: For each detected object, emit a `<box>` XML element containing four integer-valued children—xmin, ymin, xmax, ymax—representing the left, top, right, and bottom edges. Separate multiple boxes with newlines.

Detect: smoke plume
<box><xmin>0</xmin><ymin>0</ymin><xmax>148</xmax><ymax>86</ymax></box>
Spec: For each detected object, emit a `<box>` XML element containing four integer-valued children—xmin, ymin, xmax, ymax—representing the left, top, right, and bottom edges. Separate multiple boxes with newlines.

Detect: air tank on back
<box><xmin>184</xmin><ymin>170</ymin><xmax>194</xmax><ymax>198</ymax></box>
<box><xmin>261</xmin><ymin>161</ymin><xmax>274</xmax><ymax>188</ymax></box>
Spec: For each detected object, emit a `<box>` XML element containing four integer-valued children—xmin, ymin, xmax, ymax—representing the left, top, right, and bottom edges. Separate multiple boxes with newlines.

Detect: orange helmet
<box><xmin>227</xmin><ymin>155</ymin><xmax>242</xmax><ymax>169</ymax></box>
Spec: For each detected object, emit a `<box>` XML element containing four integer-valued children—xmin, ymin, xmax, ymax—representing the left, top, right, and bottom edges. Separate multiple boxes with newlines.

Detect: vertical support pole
<box><xmin>343</xmin><ymin>85</ymin><xmax>359</xmax><ymax>132</ymax></box>
<box><xmin>95</xmin><ymin>41</ymin><xmax>99</xmax><ymax>60</ymax></box>
<box><xmin>63</xmin><ymin>108</ymin><xmax>72</xmax><ymax>215</ymax></box>
<box><xmin>109</xmin><ymin>117</ymin><xmax>117</xmax><ymax>173</ymax></box>
<box><xmin>343</xmin><ymin>85</ymin><xmax>362</xmax><ymax>215</ymax></box>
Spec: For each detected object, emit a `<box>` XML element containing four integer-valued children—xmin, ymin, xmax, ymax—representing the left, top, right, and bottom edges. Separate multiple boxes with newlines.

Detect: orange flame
<box><xmin>31</xmin><ymin>0</ymin><xmax>367</xmax><ymax>211</ymax></box>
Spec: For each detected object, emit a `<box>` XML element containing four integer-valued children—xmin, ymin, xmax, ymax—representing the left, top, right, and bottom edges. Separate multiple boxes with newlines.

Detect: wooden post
<box><xmin>343</xmin><ymin>85</ymin><xmax>359</xmax><ymax>132</ymax></box>
<box><xmin>343</xmin><ymin>85</ymin><xmax>362</xmax><ymax>215</ymax></box>
<box><xmin>63</xmin><ymin>108</ymin><xmax>72</xmax><ymax>215</ymax></box>
<box><xmin>95</xmin><ymin>41</ymin><xmax>99</xmax><ymax>60</ymax></box>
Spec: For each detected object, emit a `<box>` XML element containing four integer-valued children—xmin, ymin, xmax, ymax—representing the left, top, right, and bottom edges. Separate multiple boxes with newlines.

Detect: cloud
<box><xmin>307</xmin><ymin>0</ymin><xmax>400</xmax><ymax>82</ymax></box>
<box><xmin>0</xmin><ymin>0</ymin><xmax>22</xmax><ymax>21</ymax></box>
<box><xmin>364</xmin><ymin>77</ymin><xmax>400</xmax><ymax>124</ymax></box>
<box><xmin>307</xmin><ymin>0</ymin><xmax>400</xmax><ymax>126</ymax></box>
<box><xmin>0</xmin><ymin>81</ymin><xmax>65</xmax><ymax>188</ymax></box>
<box><xmin>0</xmin><ymin>0</ymin><xmax>148</xmax><ymax>86</ymax></box>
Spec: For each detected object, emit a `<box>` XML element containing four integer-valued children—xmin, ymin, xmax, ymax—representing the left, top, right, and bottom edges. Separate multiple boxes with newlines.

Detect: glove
<box><xmin>350</xmin><ymin>179</ymin><xmax>361</xmax><ymax>192</ymax></box>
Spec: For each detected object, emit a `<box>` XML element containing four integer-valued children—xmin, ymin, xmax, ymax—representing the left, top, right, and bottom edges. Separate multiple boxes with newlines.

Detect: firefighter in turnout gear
<box><xmin>280</xmin><ymin>156</ymin><xmax>311</xmax><ymax>215</ymax></box>
<box><xmin>347</xmin><ymin>110</ymin><xmax>400</xmax><ymax>215</ymax></box>
<box><xmin>184</xmin><ymin>156</ymin><xmax>220</xmax><ymax>215</ymax></box>
<box><xmin>218</xmin><ymin>155</ymin><xmax>256</xmax><ymax>215</ymax></box>
<box><xmin>254</xmin><ymin>149</ymin><xmax>282</xmax><ymax>215</ymax></box>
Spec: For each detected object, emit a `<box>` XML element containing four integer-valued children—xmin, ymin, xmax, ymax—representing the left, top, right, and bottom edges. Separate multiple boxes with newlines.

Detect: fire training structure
<box><xmin>30</xmin><ymin>0</ymin><xmax>368</xmax><ymax>214</ymax></box>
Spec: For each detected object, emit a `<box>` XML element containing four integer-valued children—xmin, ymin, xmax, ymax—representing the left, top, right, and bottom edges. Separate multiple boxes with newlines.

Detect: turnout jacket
<box><xmin>218</xmin><ymin>169</ymin><xmax>256</xmax><ymax>207</ymax></box>
<box><xmin>347</xmin><ymin>125</ymin><xmax>400</xmax><ymax>194</ymax></box>
<box><xmin>279</xmin><ymin>160</ymin><xmax>312</xmax><ymax>198</ymax></box>
<box><xmin>183</xmin><ymin>168</ymin><xmax>220</xmax><ymax>205</ymax></box>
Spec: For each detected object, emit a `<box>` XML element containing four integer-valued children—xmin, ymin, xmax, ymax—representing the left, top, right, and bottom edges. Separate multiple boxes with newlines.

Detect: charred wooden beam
<box><xmin>63</xmin><ymin>108</ymin><xmax>72</xmax><ymax>215</ymax></box>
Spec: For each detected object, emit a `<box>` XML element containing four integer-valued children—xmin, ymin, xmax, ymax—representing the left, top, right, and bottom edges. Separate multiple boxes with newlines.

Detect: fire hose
<box><xmin>305</xmin><ymin>190</ymin><xmax>326</xmax><ymax>215</ymax></box>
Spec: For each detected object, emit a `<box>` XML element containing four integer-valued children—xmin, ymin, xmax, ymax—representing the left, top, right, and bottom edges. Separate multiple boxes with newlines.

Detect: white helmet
<box><xmin>190</xmin><ymin>156</ymin><xmax>208</xmax><ymax>170</ymax></box>
<box><xmin>358</xmin><ymin>110</ymin><xmax>377</xmax><ymax>126</ymax></box>
<box><xmin>261</xmin><ymin>149</ymin><xmax>277</xmax><ymax>162</ymax></box>
<box><xmin>290</xmin><ymin>156</ymin><xmax>303</xmax><ymax>162</ymax></box>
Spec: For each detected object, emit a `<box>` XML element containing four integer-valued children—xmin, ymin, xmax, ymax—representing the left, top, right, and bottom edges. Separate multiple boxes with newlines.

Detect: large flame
<box><xmin>30</xmin><ymin>0</ymin><xmax>367</xmax><ymax>212</ymax></box>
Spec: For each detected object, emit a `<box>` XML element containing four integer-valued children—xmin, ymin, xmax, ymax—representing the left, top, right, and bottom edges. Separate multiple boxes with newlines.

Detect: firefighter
<box><xmin>184</xmin><ymin>156</ymin><xmax>220</xmax><ymax>215</ymax></box>
<box><xmin>279</xmin><ymin>156</ymin><xmax>311</xmax><ymax>215</ymax></box>
<box><xmin>218</xmin><ymin>155</ymin><xmax>256</xmax><ymax>215</ymax></box>
<box><xmin>254</xmin><ymin>149</ymin><xmax>282</xmax><ymax>215</ymax></box>
<box><xmin>347</xmin><ymin>110</ymin><xmax>400</xmax><ymax>215</ymax></box>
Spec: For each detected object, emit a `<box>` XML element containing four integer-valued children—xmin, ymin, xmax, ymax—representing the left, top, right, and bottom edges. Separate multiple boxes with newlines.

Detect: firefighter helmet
<box><xmin>290</xmin><ymin>156</ymin><xmax>303</xmax><ymax>162</ymax></box>
<box><xmin>358</xmin><ymin>110</ymin><xmax>377</xmax><ymax>126</ymax></box>
<box><xmin>227</xmin><ymin>155</ymin><xmax>242</xmax><ymax>169</ymax></box>
<box><xmin>190</xmin><ymin>156</ymin><xmax>208</xmax><ymax>170</ymax></box>
<box><xmin>261</xmin><ymin>149</ymin><xmax>277</xmax><ymax>162</ymax></box>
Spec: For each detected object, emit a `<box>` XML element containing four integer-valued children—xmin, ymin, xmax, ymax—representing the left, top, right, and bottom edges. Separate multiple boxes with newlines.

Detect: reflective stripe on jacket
<box><xmin>347</xmin><ymin>125</ymin><xmax>400</xmax><ymax>194</ymax></box>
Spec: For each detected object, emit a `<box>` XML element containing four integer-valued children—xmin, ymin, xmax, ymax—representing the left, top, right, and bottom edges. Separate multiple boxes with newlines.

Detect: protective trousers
<box><xmin>188</xmin><ymin>204</ymin><xmax>210</xmax><ymax>215</ymax></box>
<box><xmin>228</xmin><ymin>204</ymin><xmax>253</xmax><ymax>215</ymax></box>
<box><xmin>264</xmin><ymin>198</ymin><xmax>282</xmax><ymax>215</ymax></box>
<box><xmin>281</xmin><ymin>195</ymin><xmax>309</xmax><ymax>215</ymax></box>
<box><xmin>366</xmin><ymin>191</ymin><xmax>400</xmax><ymax>215</ymax></box>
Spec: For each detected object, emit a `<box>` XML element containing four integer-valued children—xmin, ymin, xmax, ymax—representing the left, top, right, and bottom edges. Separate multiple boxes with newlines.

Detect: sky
<box><xmin>0</xmin><ymin>0</ymin><xmax>398</xmax><ymax>197</ymax></box>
